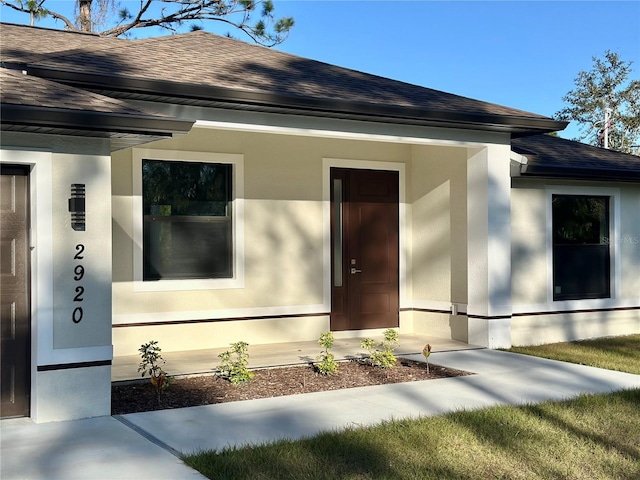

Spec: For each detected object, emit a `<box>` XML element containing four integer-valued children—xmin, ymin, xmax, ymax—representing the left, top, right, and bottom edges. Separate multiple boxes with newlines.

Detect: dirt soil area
<box><xmin>112</xmin><ymin>359</ymin><xmax>471</xmax><ymax>415</ymax></box>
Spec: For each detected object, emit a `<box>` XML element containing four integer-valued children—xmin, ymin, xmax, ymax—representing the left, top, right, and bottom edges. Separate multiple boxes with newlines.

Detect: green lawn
<box><xmin>184</xmin><ymin>390</ymin><xmax>640</xmax><ymax>480</ymax></box>
<box><xmin>183</xmin><ymin>335</ymin><xmax>640</xmax><ymax>480</ymax></box>
<box><xmin>507</xmin><ymin>334</ymin><xmax>640</xmax><ymax>374</ymax></box>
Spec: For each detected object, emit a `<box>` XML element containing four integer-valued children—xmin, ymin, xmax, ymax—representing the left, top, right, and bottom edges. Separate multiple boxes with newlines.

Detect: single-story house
<box><xmin>1</xmin><ymin>22</ymin><xmax>638</xmax><ymax>422</ymax></box>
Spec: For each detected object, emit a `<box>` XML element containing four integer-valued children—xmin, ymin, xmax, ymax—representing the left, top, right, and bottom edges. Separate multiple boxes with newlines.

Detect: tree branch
<box><xmin>1</xmin><ymin>0</ymin><xmax>80</xmax><ymax>31</ymax></box>
<box><xmin>97</xmin><ymin>0</ymin><xmax>291</xmax><ymax>45</ymax></box>
<box><xmin>48</xmin><ymin>9</ymin><xmax>80</xmax><ymax>31</ymax></box>
<box><xmin>0</xmin><ymin>0</ymin><xmax>28</xmax><ymax>14</ymax></box>
<box><xmin>2</xmin><ymin>0</ymin><xmax>293</xmax><ymax>46</ymax></box>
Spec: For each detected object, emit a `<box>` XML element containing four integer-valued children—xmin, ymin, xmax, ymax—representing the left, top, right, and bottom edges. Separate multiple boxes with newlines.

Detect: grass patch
<box><xmin>506</xmin><ymin>334</ymin><xmax>640</xmax><ymax>374</ymax></box>
<box><xmin>184</xmin><ymin>335</ymin><xmax>640</xmax><ymax>479</ymax></box>
<box><xmin>183</xmin><ymin>389</ymin><xmax>640</xmax><ymax>480</ymax></box>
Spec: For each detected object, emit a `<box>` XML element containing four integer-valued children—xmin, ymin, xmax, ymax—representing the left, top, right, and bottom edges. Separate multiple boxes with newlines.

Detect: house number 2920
<box><xmin>72</xmin><ymin>244</ymin><xmax>85</xmax><ymax>323</ymax></box>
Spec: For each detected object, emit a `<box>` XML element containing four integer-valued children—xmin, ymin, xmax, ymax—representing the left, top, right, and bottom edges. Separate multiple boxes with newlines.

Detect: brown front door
<box><xmin>1</xmin><ymin>165</ymin><xmax>31</xmax><ymax>418</ymax></box>
<box><xmin>331</xmin><ymin>168</ymin><xmax>399</xmax><ymax>331</ymax></box>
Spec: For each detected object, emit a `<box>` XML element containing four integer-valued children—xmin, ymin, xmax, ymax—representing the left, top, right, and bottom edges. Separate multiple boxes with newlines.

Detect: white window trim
<box><xmin>545</xmin><ymin>185</ymin><xmax>621</xmax><ymax>308</ymax></box>
<box><xmin>132</xmin><ymin>148</ymin><xmax>244</xmax><ymax>291</ymax></box>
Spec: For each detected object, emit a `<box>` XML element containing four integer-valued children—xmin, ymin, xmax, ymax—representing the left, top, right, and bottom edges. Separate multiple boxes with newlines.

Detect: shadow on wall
<box><xmin>405</xmin><ymin>145</ymin><xmax>468</xmax><ymax>340</ymax></box>
<box><xmin>47</xmin><ymin>138</ymin><xmax>114</xmax><ymax>350</ymax></box>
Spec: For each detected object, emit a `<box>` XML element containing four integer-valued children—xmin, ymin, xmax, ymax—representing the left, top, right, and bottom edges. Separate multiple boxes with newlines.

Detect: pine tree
<box><xmin>1</xmin><ymin>0</ymin><xmax>294</xmax><ymax>46</ymax></box>
<box><xmin>555</xmin><ymin>51</ymin><xmax>640</xmax><ymax>155</ymax></box>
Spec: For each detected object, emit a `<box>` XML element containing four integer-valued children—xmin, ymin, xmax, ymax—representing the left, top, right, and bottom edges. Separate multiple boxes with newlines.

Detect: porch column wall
<box><xmin>466</xmin><ymin>145</ymin><xmax>512</xmax><ymax>348</ymax></box>
<box><xmin>1</xmin><ymin>135</ymin><xmax>113</xmax><ymax>423</ymax></box>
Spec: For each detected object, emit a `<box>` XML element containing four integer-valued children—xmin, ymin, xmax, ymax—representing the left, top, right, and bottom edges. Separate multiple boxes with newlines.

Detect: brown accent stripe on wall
<box><xmin>406</xmin><ymin>307</ymin><xmax>507</xmax><ymax>319</ymax></box>
<box><xmin>37</xmin><ymin>360</ymin><xmax>112</xmax><ymax>372</ymax></box>
<box><xmin>113</xmin><ymin>312</ymin><xmax>331</xmax><ymax>328</ymax></box>
<box><xmin>513</xmin><ymin>305</ymin><xmax>640</xmax><ymax>317</ymax></box>
<box><xmin>409</xmin><ymin>307</ymin><xmax>455</xmax><ymax>315</ymax></box>
<box><xmin>407</xmin><ymin>306</ymin><xmax>639</xmax><ymax>318</ymax></box>
<box><xmin>113</xmin><ymin>305</ymin><xmax>639</xmax><ymax>329</ymax></box>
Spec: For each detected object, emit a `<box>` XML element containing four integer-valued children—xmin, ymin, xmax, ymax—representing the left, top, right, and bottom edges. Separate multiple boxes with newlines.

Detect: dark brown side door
<box><xmin>331</xmin><ymin>168</ymin><xmax>399</xmax><ymax>331</ymax></box>
<box><xmin>1</xmin><ymin>165</ymin><xmax>31</xmax><ymax>418</ymax></box>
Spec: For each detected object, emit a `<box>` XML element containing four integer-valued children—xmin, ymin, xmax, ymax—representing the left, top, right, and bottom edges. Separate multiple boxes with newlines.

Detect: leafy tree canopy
<box><xmin>555</xmin><ymin>50</ymin><xmax>640</xmax><ymax>155</ymax></box>
<box><xmin>1</xmin><ymin>0</ymin><xmax>294</xmax><ymax>46</ymax></box>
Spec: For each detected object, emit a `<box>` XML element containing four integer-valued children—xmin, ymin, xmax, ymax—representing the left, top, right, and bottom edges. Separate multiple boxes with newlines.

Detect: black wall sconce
<box><xmin>68</xmin><ymin>183</ymin><xmax>86</xmax><ymax>231</ymax></box>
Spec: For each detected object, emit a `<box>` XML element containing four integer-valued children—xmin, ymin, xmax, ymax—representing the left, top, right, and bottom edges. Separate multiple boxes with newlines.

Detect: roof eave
<box><xmin>24</xmin><ymin>65</ymin><xmax>567</xmax><ymax>136</ymax></box>
<box><xmin>521</xmin><ymin>165</ymin><xmax>640</xmax><ymax>182</ymax></box>
<box><xmin>0</xmin><ymin>103</ymin><xmax>194</xmax><ymax>137</ymax></box>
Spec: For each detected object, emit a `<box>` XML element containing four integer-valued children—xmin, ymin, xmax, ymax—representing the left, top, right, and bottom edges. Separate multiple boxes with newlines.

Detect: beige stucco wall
<box><xmin>512</xmin><ymin>310</ymin><xmax>640</xmax><ymax>346</ymax></box>
<box><xmin>113</xmin><ymin>130</ymin><xmax>328</xmax><ymax>312</ymax></box>
<box><xmin>409</xmin><ymin>145</ymin><xmax>467</xmax><ymax>304</ymax></box>
<box><xmin>407</xmin><ymin>145</ymin><xmax>469</xmax><ymax>341</ymax></box>
<box><xmin>112</xmin><ymin>126</ymin><xmax>519</xmax><ymax>354</ymax></box>
<box><xmin>510</xmin><ymin>180</ymin><xmax>548</xmax><ymax>306</ymax></box>
<box><xmin>112</xmin><ymin>127</ymin><xmax>417</xmax><ymax>354</ymax></box>
<box><xmin>52</xmin><ymin>149</ymin><xmax>113</xmax><ymax>349</ymax></box>
<box><xmin>511</xmin><ymin>178</ymin><xmax>640</xmax><ymax>345</ymax></box>
<box><xmin>619</xmin><ymin>187</ymin><xmax>640</xmax><ymax>298</ymax></box>
<box><xmin>113</xmin><ymin>316</ymin><xmax>331</xmax><ymax>356</ymax></box>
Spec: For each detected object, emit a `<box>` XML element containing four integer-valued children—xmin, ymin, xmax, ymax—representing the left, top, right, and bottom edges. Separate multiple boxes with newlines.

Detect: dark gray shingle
<box><xmin>513</xmin><ymin>134</ymin><xmax>640</xmax><ymax>181</ymax></box>
<box><xmin>1</xmin><ymin>69</ymin><xmax>159</xmax><ymax>115</ymax></box>
<box><xmin>1</xmin><ymin>22</ymin><xmax>556</xmax><ymax>122</ymax></box>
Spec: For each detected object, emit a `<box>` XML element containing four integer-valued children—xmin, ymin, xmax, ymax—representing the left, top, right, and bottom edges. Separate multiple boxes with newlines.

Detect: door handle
<box><xmin>350</xmin><ymin>268</ymin><xmax>362</xmax><ymax>274</ymax></box>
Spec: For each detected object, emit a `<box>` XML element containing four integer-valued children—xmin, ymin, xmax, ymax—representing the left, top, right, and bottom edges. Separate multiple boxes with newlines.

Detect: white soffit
<box><xmin>193</xmin><ymin>119</ymin><xmax>507</xmax><ymax>148</ymax></box>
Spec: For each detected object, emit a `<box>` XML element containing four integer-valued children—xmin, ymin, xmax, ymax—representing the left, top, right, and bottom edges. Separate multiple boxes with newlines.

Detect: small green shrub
<box><xmin>361</xmin><ymin>329</ymin><xmax>399</xmax><ymax>369</ymax></box>
<box><xmin>138</xmin><ymin>340</ymin><xmax>171</xmax><ymax>402</ymax></box>
<box><xmin>315</xmin><ymin>331</ymin><xmax>339</xmax><ymax>375</ymax></box>
<box><xmin>217</xmin><ymin>341</ymin><xmax>255</xmax><ymax>385</ymax></box>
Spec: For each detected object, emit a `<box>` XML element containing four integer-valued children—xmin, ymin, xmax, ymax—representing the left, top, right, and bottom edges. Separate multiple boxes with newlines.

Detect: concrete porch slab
<box><xmin>112</xmin><ymin>334</ymin><xmax>479</xmax><ymax>382</ymax></box>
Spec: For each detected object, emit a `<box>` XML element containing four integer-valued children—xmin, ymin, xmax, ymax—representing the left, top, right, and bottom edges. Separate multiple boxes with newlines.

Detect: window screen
<box><xmin>142</xmin><ymin>159</ymin><xmax>232</xmax><ymax>280</ymax></box>
<box><xmin>552</xmin><ymin>195</ymin><xmax>610</xmax><ymax>300</ymax></box>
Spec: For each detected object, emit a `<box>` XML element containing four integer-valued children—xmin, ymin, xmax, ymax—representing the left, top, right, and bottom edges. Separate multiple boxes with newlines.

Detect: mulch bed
<box><xmin>112</xmin><ymin>359</ymin><xmax>471</xmax><ymax>415</ymax></box>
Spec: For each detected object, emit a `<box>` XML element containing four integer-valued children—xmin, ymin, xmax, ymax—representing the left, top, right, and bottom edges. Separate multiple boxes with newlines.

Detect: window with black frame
<box><xmin>142</xmin><ymin>159</ymin><xmax>232</xmax><ymax>280</ymax></box>
<box><xmin>552</xmin><ymin>194</ymin><xmax>610</xmax><ymax>301</ymax></box>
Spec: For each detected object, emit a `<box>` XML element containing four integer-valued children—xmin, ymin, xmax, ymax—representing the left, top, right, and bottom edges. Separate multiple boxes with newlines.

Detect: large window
<box><xmin>552</xmin><ymin>194</ymin><xmax>610</xmax><ymax>301</ymax></box>
<box><xmin>142</xmin><ymin>159</ymin><xmax>232</xmax><ymax>280</ymax></box>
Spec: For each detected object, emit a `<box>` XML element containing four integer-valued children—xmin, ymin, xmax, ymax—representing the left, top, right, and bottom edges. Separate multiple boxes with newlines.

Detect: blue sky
<box><xmin>2</xmin><ymin>1</ymin><xmax>639</xmax><ymax>140</ymax></box>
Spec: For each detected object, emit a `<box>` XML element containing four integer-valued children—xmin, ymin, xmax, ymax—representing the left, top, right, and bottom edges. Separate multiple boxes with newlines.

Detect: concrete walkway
<box><xmin>0</xmin><ymin>415</ymin><xmax>206</xmax><ymax>480</ymax></box>
<box><xmin>119</xmin><ymin>349</ymin><xmax>640</xmax><ymax>454</ymax></box>
<box><xmin>2</xmin><ymin>349</ymin><xmax>640</xmax><ymax>479</ymax></box>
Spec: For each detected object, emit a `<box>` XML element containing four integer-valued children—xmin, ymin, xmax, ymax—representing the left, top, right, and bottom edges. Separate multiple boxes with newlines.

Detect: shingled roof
<box><xmin>0</xmin><ymin>22</ymin><xmax>565</xmax><ymax>135</ymax></box>
<box><xmin>513</xmin><ymin>134</ymin><xmax>640</xmax><ymax>181</ymax></box>
<box><xmin>2</xmin><ymin>69</ymin><xmax>150</xmax><ymax>114</ymax></box>
<box><xmin>0</xmin><ymin>68</ymin><xmax>192</xmax><ymax>150</ymax></box>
